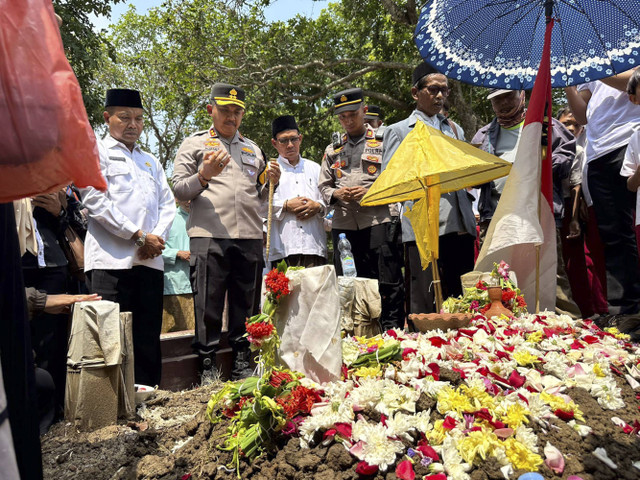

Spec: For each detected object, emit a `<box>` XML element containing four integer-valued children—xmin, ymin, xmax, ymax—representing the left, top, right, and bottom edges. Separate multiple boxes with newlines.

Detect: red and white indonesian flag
<box><xmin>475</xmin><ymin>20</ymin><xmax>557</xmax><ymax>311</ymax></box>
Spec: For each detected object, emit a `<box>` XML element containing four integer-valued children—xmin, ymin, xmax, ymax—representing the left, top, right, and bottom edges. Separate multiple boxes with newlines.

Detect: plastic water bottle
<box><xmin>337</xmin><ymin>233</ymin><xmax>357</xmax><ymax>277</ymax></box>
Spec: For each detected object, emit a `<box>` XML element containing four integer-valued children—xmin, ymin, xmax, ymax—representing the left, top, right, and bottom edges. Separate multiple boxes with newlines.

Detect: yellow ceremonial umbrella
<box><xmin>360</xmin><ymin>120</ymin><xmax>512</xmax><ymax>309</ymax></box>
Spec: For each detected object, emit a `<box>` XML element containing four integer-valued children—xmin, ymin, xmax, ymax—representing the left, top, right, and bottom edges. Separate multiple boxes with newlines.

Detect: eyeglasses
<box><xmin>422</xmin><ymin>85</ymin><xmax>450</xmax><ymax>97</ymax></box>
<box><xmin>276</xmin><ymin>135</ymin><xmax>301</xmax><ymax>145</ymax></box>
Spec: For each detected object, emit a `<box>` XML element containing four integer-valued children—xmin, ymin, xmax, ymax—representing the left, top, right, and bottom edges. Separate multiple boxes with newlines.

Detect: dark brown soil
<box><xmin>41</xmin><ymin>369</ymin><xmax>640</xmax><ymax>480</ymax></box>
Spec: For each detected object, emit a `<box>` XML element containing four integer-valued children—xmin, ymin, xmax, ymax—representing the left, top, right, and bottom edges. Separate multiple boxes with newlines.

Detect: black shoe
<box><xmin>231</xmin><ymin>349</ymin><xmax>256</xmax><ymax>381</ymax></box>
<box><xmin>198</xmin><ymin>353</ymin><xmax>219</xmax><ymax>382</ymax></box>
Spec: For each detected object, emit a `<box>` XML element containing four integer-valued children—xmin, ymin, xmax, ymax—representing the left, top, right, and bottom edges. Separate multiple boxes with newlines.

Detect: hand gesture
<box><xmin>201</xmin><ymin>146</ymin><xmax>231</xmax><ymax>179</ymax></box>
<box><xmin>266</xmin><ymin>160</ymin><xmax>280</xmax><ymax>184</ymax></box>
<box><xmin>137</xmin><ymin>234</ymin><xmax>166</xmax><ymax>260</ymax></box>
<box><xmin>176</xmin><ymin>250</ymin><xmax>190</xmax><ymax>262</ymax></box>
<box><xmin>32</xmin><ymin>189</ymin><xmax>67</xmax><ymax>216</ymax></box>
<box><xmin>44</xmin><ymin>293</ymin><xmax>102</xmax><ymax>314</ymax></box>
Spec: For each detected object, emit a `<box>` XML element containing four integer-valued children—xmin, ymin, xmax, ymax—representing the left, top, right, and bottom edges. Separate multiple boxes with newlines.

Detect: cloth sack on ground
<box><xmin>65</xmin><ymin>301</ymin><xmax>135</xmax><ymax>430</ymax></box>
<box><xmin>274</xmin><ymin>265</ymin><xmax>341</xmax><ymax>384</ymax></box>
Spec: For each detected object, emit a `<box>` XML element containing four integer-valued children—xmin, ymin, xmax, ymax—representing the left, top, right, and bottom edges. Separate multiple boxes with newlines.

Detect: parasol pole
<box><xmin>265</xmin><ymin>159</ymin><xmax>276</xmax><ymax>264</ymax></box>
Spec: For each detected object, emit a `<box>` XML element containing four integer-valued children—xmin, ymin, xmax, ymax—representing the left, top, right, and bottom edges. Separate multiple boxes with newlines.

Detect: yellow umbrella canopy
<box><xmin>361</xmin><ymin>121</ymin><xmax>512</xmax><ymax>205</ymax></box>
<box><xmin>361</xmin><ymin>120</ymin><xmax>512</xmax><ymax>270</ymax></box>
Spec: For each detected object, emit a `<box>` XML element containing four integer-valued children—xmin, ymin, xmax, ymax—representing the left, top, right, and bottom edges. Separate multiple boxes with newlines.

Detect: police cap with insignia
<box><xmin>210</xmin><ymin>83</ymin><xmax>246</xmax><ymax>109</ymax></box>
<box><xmin>412</xmin><ymin>62</ymin><xmax>441</xmax><ymax>87</ymax></box>
<box><xmin>333</xmin><ymin>88</ymin><xmax>363</xmax><ymax>114</ymax></box>
<box><xmin>364</xmin><ymin>105</ymin><xmax>382</xmax><ymax>120</ymax></box>
<box><xmin>105</xmin><ymin>88</ymin><xmax>143</xmax><ymax>108</ymax></box>
<box><xmin>272</xmin><ymin>115</ymin><xmax>299</xmax><ymax>139</ymax></box>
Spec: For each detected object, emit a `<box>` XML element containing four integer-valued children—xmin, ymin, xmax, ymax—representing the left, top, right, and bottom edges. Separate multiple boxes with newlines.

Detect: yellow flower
<box><xmin>502</xmin><ymin>403</ymin><xmax>530</xmax><ymax>428</ymax></box>
<box><xmin>526</xmin><ymin>331</ymin><xmax>543</xmax><ymax>344</ymax></box>
<box><xmin>503</xmin><ymin>438</ymin><xmax>543</xmax><ymax>471</ymax></box>
<box><xmin>437</xmin><ymin>386</ymin><xmax>474</xmax><ymax>415</ymax></box>
<box><xmin>459</xmin><ymin>384</ymin><xmax>496</xmax><ymax>410</ymax></box>
<box><xmin>604</xmin><ymin>327</ymin><xmax>630</xmax><ymax>340</ymax></box>
<box><xmin>354</xmin><ymin>365</ymin><xmax>382</xmax><ymax>378</ymax></box>
<box><xmin>513</xmin><ymin>349</ymin><xmax>539</xmax><ymax>366</ymax></box>
<box><xmin>426</xmin><ymin>420</ymin><xmax>447</xmax><ymax>445</ymax></box>
<box><xmin>592</xmin><ymin>363</ymin><xmax>606</xmax><ymax>378</ymax></box>
<box><xmin>540</xmin><ymin>392</ymin><xmax>585</xmax><ymax>422</ymax></box>
<box><xmin>458</xmin><ymin>430</ymin><xmax>499</xmax><ymax>465</ymax></box>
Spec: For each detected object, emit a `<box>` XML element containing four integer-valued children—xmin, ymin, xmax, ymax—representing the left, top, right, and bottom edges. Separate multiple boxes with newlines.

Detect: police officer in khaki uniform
<box><xmin>172</xmin><ymin>83</ymin><xmax>280</xmax><ymax>380</ymax></box>
<box><xmin>318</xmin><ymin>88</ymin><xmax>404</xmax><ymax>330</ymax></box>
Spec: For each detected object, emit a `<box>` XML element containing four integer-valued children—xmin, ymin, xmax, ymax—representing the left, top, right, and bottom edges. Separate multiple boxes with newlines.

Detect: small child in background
<box><xmin>620</xmin><ymin>69</ymin><xmax>640</xmax><ymax>257</ymax></box>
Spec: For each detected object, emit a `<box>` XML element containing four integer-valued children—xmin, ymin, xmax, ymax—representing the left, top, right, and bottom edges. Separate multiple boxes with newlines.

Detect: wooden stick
<box><xmin>265</xmin><ymin>162</ymin><xmax>276</xmax><ymax>264</ymax></box>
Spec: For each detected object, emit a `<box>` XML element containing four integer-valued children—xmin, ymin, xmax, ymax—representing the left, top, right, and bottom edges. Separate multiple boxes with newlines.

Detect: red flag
<box><xmin>475</xmin><ymin>20</ymin><xmax>557</xmax><ymax>311</ymax></box>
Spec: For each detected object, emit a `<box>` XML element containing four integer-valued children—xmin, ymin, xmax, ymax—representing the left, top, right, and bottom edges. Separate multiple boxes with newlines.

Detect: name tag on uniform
<box><xmin>109</xmin><ymin>156</ymin><xmax>126</xmax><ymax>162</ymax></box>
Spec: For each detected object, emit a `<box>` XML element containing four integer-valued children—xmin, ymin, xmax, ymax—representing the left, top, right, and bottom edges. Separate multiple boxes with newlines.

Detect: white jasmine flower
<box><xmin>514</xmin><ymin>425</ymin><xmax>540</xmax><ymax>453</ymax></box>
<box><xmin>590</xmin><ymin>378</ymin><xmax>625</xmax><ymax>410</ymax></box>
<box><xmin>441</xmin><ymin>437</ymin><xmax>471</xmax><ymax>480</ymax></box>
<box><xmin>342</xmin><ymin>340</ymin><xmax>361</xmax><ymax>366</ymax></box>
<box><xmin>593</xmin><ymin>447</ymin><xmax>618</xmax><ymax>469</ymax></box>
<box><xmin>567</xmin><ymin>420</ymin><xmax>592</xmax><ymax>437</ymax></box>
<box><xmin>351</xmin><ymin>420</ymin><xmax>404</xmax><ymax>471</ymax></box>
<box><xmin>385</xmin><ymin>411</ymin><xmax>415</xmax><ymax>440</ymax></box>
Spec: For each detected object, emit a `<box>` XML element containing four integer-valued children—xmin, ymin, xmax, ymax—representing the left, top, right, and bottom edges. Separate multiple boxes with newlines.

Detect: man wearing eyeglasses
<box><xmin>382</xmin><ymin>63</ymin><xmax>477</xmax><ymax>317</ymax></box>
<box><xmin>268</xmin><ymin>115</ymin><xmax>326</xmax><ymax>268</ymax></box>
<box><xmin>172</xmin><ymin>83</ymin><xmax>281</xmax><ymax>381</ymax></box>
<box><xmin>318</xmin><ymin>88</ymin><xmax>405</xmax><ymax>331</ymax></box>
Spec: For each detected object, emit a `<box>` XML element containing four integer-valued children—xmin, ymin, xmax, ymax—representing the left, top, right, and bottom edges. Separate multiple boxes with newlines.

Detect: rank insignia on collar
<box><xmin>336</xmin><ymin>169</ymin><xmax>344</xmax><ymax>178</ymax></box>
<box><xmin>365</xmin><ymin>128</ymin><xmax>375</xmax><ymax>139</ymax></box>
<box><xmin>367</xmin><ymin>164</ymin><xmax>378</xmax><ymax>175</ymax></box>
<box><xmin>208</xmin><ymin>127</ymin><xmax>218</xmax><ymax>138</ymax></box>
<box><xmin>367</xmin><ymin>140</ymin><xmax>381</xmax><ymax>148</ymax></box>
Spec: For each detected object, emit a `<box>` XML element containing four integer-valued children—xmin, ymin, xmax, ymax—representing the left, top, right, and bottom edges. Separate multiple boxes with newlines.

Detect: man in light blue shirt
<box><xmin>162</xmin><ymin>201</ymin><xmax>194</xmax><ymax>332</ymax></box>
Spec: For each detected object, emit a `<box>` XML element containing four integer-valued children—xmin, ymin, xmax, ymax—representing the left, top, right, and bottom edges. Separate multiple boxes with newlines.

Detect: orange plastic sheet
<box><xmin>0</xmin><ymin>0</ymin><xmax>106</xmax><ymax>202</ymax></box>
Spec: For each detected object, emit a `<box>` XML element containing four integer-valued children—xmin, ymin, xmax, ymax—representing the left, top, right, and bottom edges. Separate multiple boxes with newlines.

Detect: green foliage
<box><xmin>93</xmin><ymin>0</ymin><xmax>559</xmax><ymax>167</ymax></box>
<box><xmin>53</xmin><ymin>0</ymin><xmax>123</xmax><ymax>126</ymax></box>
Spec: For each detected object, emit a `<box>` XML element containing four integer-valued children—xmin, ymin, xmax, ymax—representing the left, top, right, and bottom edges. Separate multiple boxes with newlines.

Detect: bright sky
<box><xmin>91</xmin><ymin>0</ymin><xmax>330</xmax><ymax>30</ymax></box>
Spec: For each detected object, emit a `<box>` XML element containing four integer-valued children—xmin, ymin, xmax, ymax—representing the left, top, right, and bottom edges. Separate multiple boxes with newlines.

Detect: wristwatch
<box><xmin>135</xmin><ymin>231</ymin><xmax>147</xmax><ymax>247</ymax></box>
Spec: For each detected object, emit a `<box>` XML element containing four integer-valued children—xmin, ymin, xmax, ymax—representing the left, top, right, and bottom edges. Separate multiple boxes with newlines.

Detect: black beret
<box><xmin>105</xmin><ymin>89</ymin><xmax>142</xmax><ymax>108</ymax></box>
<box><xmin>333</xmin><ymin>88</ymin><xmax>363</xmax><ymax>114</ymax></box>
<box><xmin>412</xmin><ymin>62</ymin><xmax>440</xmax><ymax>86</ymax></box>
<box><xmin>364</xmin><ymin>104</ymin><xmax>382</xmax><ymax>119</ymax></box>
<box><xmin>210</xmin><ymin>83</ymin><xmax>245</xmax><ymax>109</ymax></box>
<box><xmin>272</xmin><ymin>115</ymin><xmax>299</xmax><ymax>138</ymax></box>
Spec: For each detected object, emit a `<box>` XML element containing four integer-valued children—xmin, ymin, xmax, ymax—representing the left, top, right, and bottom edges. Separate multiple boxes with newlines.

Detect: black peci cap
<box><xmin>412</xmin><ymin>62</ymin><xmax>440</xmax><ymax>86</ymax></box>
<box><xmin>333</xmin><ymin>88</ymin><xmax>363</xmax><ymax>114</ymax></box>
<box><xmin>105</xmin><ymin>89</ymin><xmax>143</xmax><ymax>108</ymax></box>
<box><xmin>272</xmin><ymin>115</ymin><xmax>299</xmax><ymax>138</ymax></box>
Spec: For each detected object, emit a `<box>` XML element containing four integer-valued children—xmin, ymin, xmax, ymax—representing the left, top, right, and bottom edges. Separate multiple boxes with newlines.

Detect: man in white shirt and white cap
<box><xmin>82</xmin><ymin>88</ymin><xmax>176</xmax><ymax>387</ymax></box>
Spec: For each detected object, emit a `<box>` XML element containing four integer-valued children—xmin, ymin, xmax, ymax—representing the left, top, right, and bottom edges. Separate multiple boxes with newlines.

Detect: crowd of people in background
<box><xmin>10</xmin><ymin>61</ymin><xmax>640</xmax><ymax>440</ymax></box>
